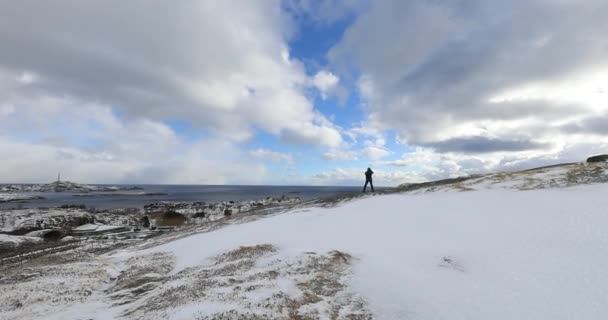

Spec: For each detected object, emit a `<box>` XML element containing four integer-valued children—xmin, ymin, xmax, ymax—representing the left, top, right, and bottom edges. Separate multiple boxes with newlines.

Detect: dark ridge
<box><xmin>519</xmin><ymin>162</ymin><xmax>578</xmax><ymax>172</ymax></box>
<box><xmin>587</xmin><ymin>155</ymin><xmax>608</xmax><ymax>163</ymax></box>
<box><xmin>395</xmin><ymin>175</ymin><xmax>484</xmax><ymax>192</ymax></box>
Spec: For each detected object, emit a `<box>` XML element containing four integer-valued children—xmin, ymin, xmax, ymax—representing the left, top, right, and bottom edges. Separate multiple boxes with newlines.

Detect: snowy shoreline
<box><xmin>0</xmin><ymin>181</ymin><xmax>144</xmax><ymax>193</ymax></box>
<box><xmin>0</xmin><ymin>194</ymin><xmax>305</xmax><ymax>253</ymax></box>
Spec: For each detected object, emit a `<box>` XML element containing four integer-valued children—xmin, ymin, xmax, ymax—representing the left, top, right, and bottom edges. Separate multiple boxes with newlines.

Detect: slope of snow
<box><xmin>131</xmin><ymin>184</ymin><xmax>608</xmax><ymax>319</ymax></box>
<box><xmin>3</xmin><ymin>182</ymin><xmax>608</xmax><ymax>319</ymax></box>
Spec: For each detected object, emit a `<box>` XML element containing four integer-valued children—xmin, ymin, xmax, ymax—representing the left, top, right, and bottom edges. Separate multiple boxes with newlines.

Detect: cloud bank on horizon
<box><xmin>1</xmin><ymin>0</ymin><xmax>608</xmax><ymax>186</ymax></box>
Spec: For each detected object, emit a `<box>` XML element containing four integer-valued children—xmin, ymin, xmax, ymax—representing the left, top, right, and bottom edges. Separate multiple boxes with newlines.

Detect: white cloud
<box><xmin>0</xmin><ymin>1</ymin><xmax>356</xmax><ymax>184</ymax></box>
<box><xmin>16</xmin><ymin>71</ymin><xmax>38</xmax><ymax>85</ymax></box>
<box><xmin>322</xmin><ymin>149</ymin><xmax>358</xmax><ymax>161</ymax></box>
<box><xmin>249</xmin><ymin>148</ymin><xmax>294</xmax><ymax>164</ymax></box>
<box><xmin>310</xmin><ymin>167</ymin><xmax>426</xmax><ymax>186</ymax></box>
<box><xmin>330</xmin><ymin>0</ymin><xmax>608</xmax><ymax>169</ymax></box>
<box><xmin>312</xmin><ymin>70</ymin><xmax>339</xmax><ymax>99</ymax></box>
<box><xmin>0</xmin><ymin>95</ymin><xmax>267</xmax><ymax>184</ymax></box>
<box><xmin>381</xmin><ymin>148</ymin><xmax>486</xmax><ymax>180</ymax></box>
<box><xmin>0</xmin><ymin>1</ymin><xmax>342</xmax><ymax>148</ymax></box>
<box><xmin>0</xmin><ymin>104</ymin><xmax>15</xmax><ymax>117</ymax></box>
<box><xmin>362</xmin><ymin>146</ymin><xmax>391</xmax><ymax>160</ymax></box>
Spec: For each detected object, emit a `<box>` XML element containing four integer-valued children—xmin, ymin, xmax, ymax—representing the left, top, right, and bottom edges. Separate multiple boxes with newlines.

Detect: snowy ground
<box><xmin>2</xmin><ymin>164</ymin><xmax>608</xmax><ymax>319</ymax></box>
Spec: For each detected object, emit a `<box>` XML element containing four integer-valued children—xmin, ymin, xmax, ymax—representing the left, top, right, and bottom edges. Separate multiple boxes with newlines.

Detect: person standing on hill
<box><xmin>363</xmin><ymin>167</ymin><xmax>375</xmax><ymax>192</ymax></box>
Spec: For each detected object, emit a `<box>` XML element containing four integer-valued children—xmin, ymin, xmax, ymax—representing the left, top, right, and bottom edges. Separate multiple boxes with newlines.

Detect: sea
<box><xmin>1</xmin><ymin>185</ymin><xmax>385</xmax><ymax>210</ymax></box>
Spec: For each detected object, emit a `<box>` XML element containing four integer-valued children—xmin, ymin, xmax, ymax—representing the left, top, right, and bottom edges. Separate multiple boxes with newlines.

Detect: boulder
<box><xmin>586</xmin><ymin>154</ymin><xmax>608</xmax><ymax>163</ymax></box>
<box><xmin>140</xmin><ymin>216</ymin><xmax>151</xmax><ymax>228</ymax></box>
<box><xmin>40</xmin><ymin>229</ymin><xmax>66</xmax><ymax>241</ymax></box>
<box><xmin>158</xmin><ymin>210</ymin><xmax>186</xmax><ymax>226</ymax></box>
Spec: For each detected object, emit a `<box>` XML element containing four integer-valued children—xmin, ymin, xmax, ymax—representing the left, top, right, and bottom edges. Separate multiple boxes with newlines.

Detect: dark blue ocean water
<box><xmin>1</xmin><ymin>185</ymin><xmax>384</xmax><ymax>209</ymax></box>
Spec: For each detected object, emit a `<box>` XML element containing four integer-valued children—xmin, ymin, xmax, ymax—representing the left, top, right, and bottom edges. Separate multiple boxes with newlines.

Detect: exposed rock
<box><xmin>224</xmin><ymin>209</ymin><xmax>232</xmax><ymax>217</ymax></box>
<box><xmin>152</xmin><ymin>210</ymin><xmax>187</xmax><ymax>227</ymax></box>
<box><xmin>25</xmin><ymin>229</ymin><xmax>66</xmax><ymax>241</ymax></box>
<box><xmin>140</xmin><ymin>216</ymin><xmax>150</xmax><ymax>228</ymax></box>
<box><xmin>587</xmin><ymin>154</ymin><xmax>608</xmax><ymax>163</ymax></box>
<box><xmin>0</xmin><ymin>208</ymin><xmax>139</xmax><ymax>235</ymax></box>
<box><xmin>144</xmin><ymin>196</ymin><xmax>301</xmax><ymax>223</ymax></box>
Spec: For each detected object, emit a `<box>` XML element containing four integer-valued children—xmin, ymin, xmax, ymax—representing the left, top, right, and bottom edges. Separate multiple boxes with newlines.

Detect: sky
<box><xmin>1</xmin><ymin>0</ymin><xmax>608</xmax><ymax>186</ymax></box>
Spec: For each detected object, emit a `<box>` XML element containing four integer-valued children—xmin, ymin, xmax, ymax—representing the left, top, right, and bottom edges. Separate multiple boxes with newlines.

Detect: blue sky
<box><xmin>1</xmin><ymin>0</ymin><xmax>608</xmax><ymax>185</ymax></box>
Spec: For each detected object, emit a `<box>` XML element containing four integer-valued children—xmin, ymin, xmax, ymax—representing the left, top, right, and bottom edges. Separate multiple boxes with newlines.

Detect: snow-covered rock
<box><xmin>72</xmin><ymin>224</ymin><xmax>127</xmax><ymax>235</ymax></box>
<box><xmin>144</xmin><ymin>195</ymin><xmax>301</xmax><ymax>223</ymax></box>
<box><xmin>0</xmin><ymin>193</ymin><xmax>45</xmax><ymax>203</ymax></box>
<box><xmin>0</xmin><ymin>234</ymin><xmax>41</xmax><ymax>245</ymax></box>
<box><xmin>0</xmin><ymin>208</ymin><xmax>138</xmax><ymax>234</ymax></box>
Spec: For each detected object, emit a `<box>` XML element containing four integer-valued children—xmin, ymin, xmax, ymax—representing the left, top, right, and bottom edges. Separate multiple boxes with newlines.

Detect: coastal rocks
<box><xmin>0</xmin><ymin>181</ymin><xmax>143</xmax><ymax>193</ymax></box>
<box><xmin>143</xmin><ymin>195</ymin><xmax>301</xmax><ymax>224</ymax></box>
<box><xmin>587</xmin><ymin>154</ymin><xmax>608</xmax><ymax>163</ymax></box>
<box><xmin>0</xmin><ymin>208</ymin><xmax>138</xmax><ymax>235</ymax></box>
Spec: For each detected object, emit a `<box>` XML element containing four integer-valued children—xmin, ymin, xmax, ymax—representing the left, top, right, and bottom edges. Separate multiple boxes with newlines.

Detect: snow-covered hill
<box><xmin>398</xmin><ymin>161</ymin><xmax>608</xmax><ymax>193</ymax></box>
<box><xmin>2</xmin><ymin>161</ymin><xmax>608</xmax><ymax>319</ymax></box>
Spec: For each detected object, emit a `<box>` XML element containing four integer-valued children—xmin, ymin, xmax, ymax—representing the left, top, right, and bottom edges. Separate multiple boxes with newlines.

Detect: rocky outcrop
<box><xmin>140</xmin><ymin>216</ymin><xmax>151</xmax><ymax>228</ymax></box>
<box><xmin>25</xmin><ymin>229</ymin><xmax>66</xmax><ymax>241</ymax></box>
<box><xmin>587</xmin><ymin>154</ymin><xmax>608</xmax><ymax>163</ymax></box>
<box><xmin>144</xmin><ymin>196</ymin><xmax>301</xmax><ymax>223</ymax></box>
<box><xmin>0</xmin><ymin>208</ymin><xmax>139</xmax><ymax>235</ymax></box>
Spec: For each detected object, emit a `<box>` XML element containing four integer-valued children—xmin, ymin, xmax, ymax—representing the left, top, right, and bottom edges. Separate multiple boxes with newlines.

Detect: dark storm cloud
<box><xmin>561</xmin><ymin>115</ymin><xmax>608</xmax><ymax>135</ymax></box>
<box><xmin>425</xmin><ymin>136</ymin><xmax>548</xmax><ymax>154</ymax></box>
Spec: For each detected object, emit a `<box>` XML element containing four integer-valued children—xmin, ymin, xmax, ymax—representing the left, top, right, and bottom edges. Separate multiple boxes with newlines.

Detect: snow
<box><xmin>416</xmin><ymin>162</ymin><xmax>608</xmax><ymax>193</ymax></box>
<box><xmin>4</xmin><ymin>169</ymin><xmax>608</xmax><ymax>319</ymax></box>
<box><xmin>0</xmin><ymin>193</ymin><xmax>41</xmax><ymax>202</ymax></box>
<box><xmin>139</xmin><ymin>184</ymin><xmax>608</xmax><ymax>319</ymax></box>
<box><xmin>72</xmin><ymin>223</ymin><xmax>99</xmax><ymax>231</ymax></box>
<box><xmin>0</xmin><ymin>234</ymin><xmax>41</xmax><ymax>244</ymax></box>
<box><xmin>72</xmin><ymin>224</ymin><xmax>123</xmax><ymax>232</ymax></box>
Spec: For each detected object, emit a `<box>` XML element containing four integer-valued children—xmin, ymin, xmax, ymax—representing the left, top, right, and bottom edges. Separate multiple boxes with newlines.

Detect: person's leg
<box><xmin>370</xmin><ymin>180</ymin><xmax>374</xmax><ymax>192</ymax></box>
<box><xmin>362</xmin><ymin>180</ymin><xmax>368</xmax><ymax>192</ymax></box>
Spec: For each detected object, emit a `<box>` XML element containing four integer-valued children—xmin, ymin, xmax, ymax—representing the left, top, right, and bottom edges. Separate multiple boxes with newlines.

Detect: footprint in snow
<box><xmin>439</xmin><ymin>256</ymin><xmax>465</xmax><ymax>272</ymax></box>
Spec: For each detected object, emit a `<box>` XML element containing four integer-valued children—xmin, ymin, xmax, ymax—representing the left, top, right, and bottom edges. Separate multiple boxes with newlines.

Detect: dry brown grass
<box><xmin>117</xmin><ymin>246</ymin><xmax>371</xmax><ymax>320</ymax></box>
<box><xmin>106</xmin><ymin>252</ymin><xmax>174</xmax><ymax>307</ymax></box>
<box><xmin>214</xmin><ymin>244</ymin><xmax>276</xmax><ymax>264</ymax></box>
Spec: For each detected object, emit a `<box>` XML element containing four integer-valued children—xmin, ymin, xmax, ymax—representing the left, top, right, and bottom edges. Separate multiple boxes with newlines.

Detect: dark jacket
<box><xmin>365</xmin><ymin>168</ymin><xmax>374</xmax><ymax>180</ymax></box>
